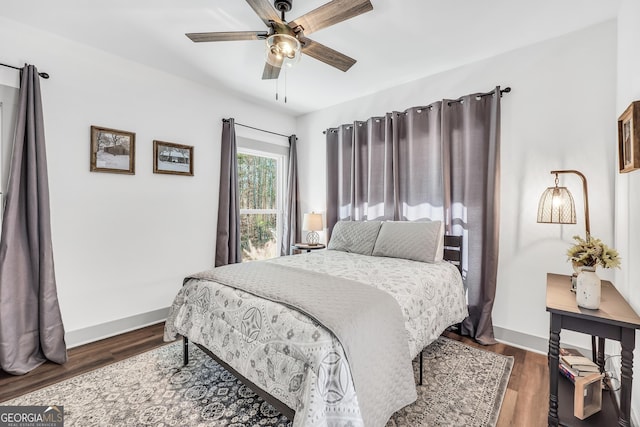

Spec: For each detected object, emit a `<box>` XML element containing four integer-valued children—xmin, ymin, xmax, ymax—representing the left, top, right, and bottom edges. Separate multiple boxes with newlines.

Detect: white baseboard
<box><xmin>65</xmin><ymin>307</ymin><xmax>169</xmax><ymax>348</ymax></box>
<box><xmin>493</xmin><ymin>326</ymin><xmax>591</xmax><ymax>356</ymax></box>
<box><xmin>494</xmin><ymin>326</ymin><xmax>552</xmax><ymax>354</ymax></box>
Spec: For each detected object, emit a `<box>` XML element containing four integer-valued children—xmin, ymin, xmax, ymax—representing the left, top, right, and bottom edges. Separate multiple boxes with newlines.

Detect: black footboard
<box><xmin>419</xmin><ymin>349</ymin><xmax>423</xmax><ymax>385</ymax></box>
<box><xmin>183</xmin><ymin>336</ymin><xmax>189</xmax><ymax>365</ymax></box>
<box><xmin>180</xmin><ymin>335</ymin><xmax>294</xmax><ymax>420</ymax></box>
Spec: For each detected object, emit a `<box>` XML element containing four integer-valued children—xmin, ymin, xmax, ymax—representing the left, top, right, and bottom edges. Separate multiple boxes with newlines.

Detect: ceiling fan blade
<box><xmin>246</xmin><ymin>0</ymin><xmax>283</xmax><ymax>26</ymax></box>
<box><xmin>300</xmin><ymin>37</ymin><xmax>356</xmax><ymax>72</ymax></box>
<box><xmin>262</xmin><ymin>61</ymin><xmax>283</xmax><ymax>80</ymax></box>
<box><xmin>288</xmin><ymin>0</ymin><xmax>373</xmax><ymax>35</ymax></box>
<box><xmin>186</xmin><ymin>31</ymin><xmax>268</xmax><ymax>42</ymax></box>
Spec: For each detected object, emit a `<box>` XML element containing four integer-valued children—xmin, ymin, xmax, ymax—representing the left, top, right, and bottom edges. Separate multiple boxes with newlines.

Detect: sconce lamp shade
<box><xmin>537</xmin><ymin>185</ymin><xmax>577</xmax><ymax>225</ymax></box>
<box><xmin>302</xmin><ymin>213</ymin><xmax>323</xmax><ymax>231</ymax></box>
<box><xmin>302</xmin><ymin>212</ymin><xmax>322</xmax><ymax>246</ymax></box>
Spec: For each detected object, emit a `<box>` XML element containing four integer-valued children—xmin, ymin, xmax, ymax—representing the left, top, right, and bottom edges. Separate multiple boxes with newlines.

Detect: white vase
<box><xmin>576</xmin><ymin>266</ymin><xmax>601</xmax><ymax>309</ymax></box>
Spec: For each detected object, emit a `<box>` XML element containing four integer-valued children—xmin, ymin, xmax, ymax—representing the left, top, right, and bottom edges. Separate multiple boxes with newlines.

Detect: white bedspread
<box><xmin>164</xmin><ymin>250</ymin><xmax>467</xmax><ymax>427</ymax></box>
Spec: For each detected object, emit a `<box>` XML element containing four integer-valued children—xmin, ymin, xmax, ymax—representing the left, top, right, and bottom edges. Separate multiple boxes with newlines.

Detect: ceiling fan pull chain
<box><xmin>284</xmin><ymin>67</ymin><xmax>288</xmax><ymax>103</ymax></box>
<box><xmin>275</xmin><ymin>78</ymin><xmax>279</xmax><ymax>101</ymax></box>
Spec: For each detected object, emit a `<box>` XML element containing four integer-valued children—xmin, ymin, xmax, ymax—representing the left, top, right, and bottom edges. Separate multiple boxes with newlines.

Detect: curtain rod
<box><xmin>447</xmin><ymin>86</ymin><xmax>511</xmax><ymax>105</ymax></box>
<box><xmin>223</xmin><ymin>118</ymin><xmax>291</xmax><ymax>139</ymax></box>
<box><xmin>0</xmin><ymin>62</ymin><xmax>50</xmax><ymax>79</ymax></box>
<box><xmin>323</xmin><ymin>86</ymin><xmax>511</xmax><ymax>134</ymax></box>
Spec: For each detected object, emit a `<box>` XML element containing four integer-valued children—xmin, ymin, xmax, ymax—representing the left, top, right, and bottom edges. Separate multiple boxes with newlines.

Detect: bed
<box><xmin>164</xmin><ymin>220</ymin><xmax>467</xmax><ymax>427</ymax></box>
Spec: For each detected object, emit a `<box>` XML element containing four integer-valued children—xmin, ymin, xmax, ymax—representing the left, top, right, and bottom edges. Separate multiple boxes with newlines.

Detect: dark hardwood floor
<box><xmin>0</xmin><ymin>323</ymin><xmax>168</xmax><ymax>403</ymax></box>
<box><xmin>0</xmin><ymin>324</ymin><xmax>548</xmax><ymax>426</ymax></box>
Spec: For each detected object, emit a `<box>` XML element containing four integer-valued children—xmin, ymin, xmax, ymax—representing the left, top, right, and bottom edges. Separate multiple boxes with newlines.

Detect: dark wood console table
<box><xmin>546</xmin><ymin>273</ymin><xmax>640</xmax><ymax>426</ymax></box>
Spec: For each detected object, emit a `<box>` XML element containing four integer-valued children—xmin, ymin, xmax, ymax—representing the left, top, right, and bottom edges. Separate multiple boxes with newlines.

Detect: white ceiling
<box><xmin>0</xmin><ymin>0</ymin><xmax>621</xmax><ymax>116</ymax></box>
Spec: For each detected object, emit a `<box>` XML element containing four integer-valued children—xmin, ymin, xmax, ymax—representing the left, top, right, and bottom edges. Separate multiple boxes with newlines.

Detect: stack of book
<box><xmin>558</xmin><ymin>347</ymin><xmax>600</xmax><ymax>383</ymax></box>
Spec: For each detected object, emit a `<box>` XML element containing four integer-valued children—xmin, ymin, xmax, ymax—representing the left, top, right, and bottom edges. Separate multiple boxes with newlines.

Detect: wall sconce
<box><xmin>302</xmin><ymin>212</ymin><xmax>323</xmax><ymax>246</ymax></box>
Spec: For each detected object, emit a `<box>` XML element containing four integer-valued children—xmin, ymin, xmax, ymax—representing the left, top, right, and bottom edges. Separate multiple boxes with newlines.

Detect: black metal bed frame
<box><xmin>182</xmin><ymin>234</ymin><xmax>463</xmax><ymax>420</ymax></box>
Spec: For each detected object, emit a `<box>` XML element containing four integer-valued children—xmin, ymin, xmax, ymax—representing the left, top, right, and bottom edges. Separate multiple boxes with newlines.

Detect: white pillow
<box><xmin>372</xmin><ymin>221</ymin><xmax>444</xmax><ymax>263</ymax></box>
<box><xmin>327</xmin><ymin>221</ymin><xmax>383</xmax><ymax>256</ymax></box>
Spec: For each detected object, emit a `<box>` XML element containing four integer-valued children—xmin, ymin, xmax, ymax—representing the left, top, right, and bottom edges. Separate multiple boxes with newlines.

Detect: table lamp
<box><xmin>537</xmin><ymin>169</ymin><xmax>590</xmax><ymax>292</ymax></box>
<box><xmin>302</xmin><ymin>212</ymin><xmax>322</xmax><ymax>246</ymax></box>
<box><xmin>536</xmin><ymin>169</ymin><xmax>590</xmax><ymax>240</ymax></box>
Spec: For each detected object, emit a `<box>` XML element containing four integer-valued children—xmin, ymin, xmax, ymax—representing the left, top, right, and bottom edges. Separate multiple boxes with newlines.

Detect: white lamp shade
<box><xmin>302</xmin><ymin>213</ymin><xmax>323</xmax><ymax>231</ymax></box>
<box><xmin>537</xmin><ymin>186</ymin><xmax>576</xmax><ymax>224</ymax></box>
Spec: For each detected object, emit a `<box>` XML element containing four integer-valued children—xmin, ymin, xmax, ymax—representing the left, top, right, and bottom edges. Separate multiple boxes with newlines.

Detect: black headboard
<box><xmin>443</xmin><ymin>235</ymin><xmax>463</xmax><ymax>273</ymax></box>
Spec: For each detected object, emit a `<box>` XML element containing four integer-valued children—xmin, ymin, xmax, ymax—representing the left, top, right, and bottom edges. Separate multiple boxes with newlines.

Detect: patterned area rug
<box><xmin>2</xmin><ymin>336</ymin><xmax>513</xmax><ymax>426</ymax></box>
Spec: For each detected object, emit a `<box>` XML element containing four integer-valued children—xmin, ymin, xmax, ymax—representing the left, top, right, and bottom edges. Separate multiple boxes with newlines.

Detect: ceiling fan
<box><xmin>186</xmin><ymin>0</ymin><xmax>373</xmax><ymax>80</ymax></box>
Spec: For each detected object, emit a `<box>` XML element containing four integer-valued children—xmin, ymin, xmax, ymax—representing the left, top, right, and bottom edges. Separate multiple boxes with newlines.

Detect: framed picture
<box><xmin>153</xmin><ymin>140</ymin><xmax>194</xmax><ymax>176</ymax></box>
<box><xmin>618</xmin><ymin>101</ymin><xmax>640</xmax><ymax>173</ymax></box>
<box><xmin>90</xmin><ymin>126</ymin><xmax>135</xmax><ymax>174</ymax></box>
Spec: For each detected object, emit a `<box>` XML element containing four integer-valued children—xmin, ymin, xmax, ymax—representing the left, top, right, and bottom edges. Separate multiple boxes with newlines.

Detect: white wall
<box><xmin>296</xmin><ymin>21</ymin><xmax>617</xmax><ymax>351</ymax></box>
<box><xmin>0</xmin><ymin>85</ymin><xmax>18</xmax><ymax>198</ymax></box>
<box><xmin>616</xmin><ymin>0</ymin><xmax>640</xmax><ymax>422</ymax></box>
<box><xmin>0</xmin><ymin>17</ymin><xmax>295</xmax><ymax>344</ymax></box>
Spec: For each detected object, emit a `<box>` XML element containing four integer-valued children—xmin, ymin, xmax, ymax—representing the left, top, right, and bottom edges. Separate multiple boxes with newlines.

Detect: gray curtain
<box><xmin>326</xmin><ymin>108</ymin><xmax>444</xmax><ymax>236</ymax></box>
<box><xmin>325</xmin><ymin>87</ymin><xmax>501</xmax><ymax>345</ymax></box>
<box><xmin>281</xmin><ymin>135</ymin><xmax>300</xmax><ymax>255</ymax></box>
<box><xmin>326</xmin><ymin>125</ymin><xmax>352</xmax><ymax>241</ymax></box>
<box><xmin>0</xmin><ymin>65</ymin><xmax>67</xmax><ymax>375</ymax></box>
<box><xmin>215</xmin><ymin>118</ymin><xmax>242</xmax><ymax>266</ymax></box>
<box><xmin>443</xmin><ymin>93</ymin><xmax>501</xmax><ymax>345</ymax></box>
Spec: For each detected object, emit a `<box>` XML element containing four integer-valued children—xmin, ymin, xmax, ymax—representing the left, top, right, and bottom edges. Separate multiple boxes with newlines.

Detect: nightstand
<box><xmin>546</xmin><ymin>273</ymin><xmax>640</xmax><ymax>426</ymax></box>
<box><xmin>290</xmin><ymin>243</ymin><xmax>325</xmax><ymax>253</ymax></box>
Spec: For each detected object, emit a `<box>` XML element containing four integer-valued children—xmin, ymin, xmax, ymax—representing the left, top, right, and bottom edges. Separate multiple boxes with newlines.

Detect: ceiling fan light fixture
<box><xmin>265</xmin><ymin>33</ymin><xmax>301</xmax><ymax>67</ymax></box>
<box><xmin>186</xmin><ymin>0</ymin><xmax>373</xmax><ymax>79</ymax></box>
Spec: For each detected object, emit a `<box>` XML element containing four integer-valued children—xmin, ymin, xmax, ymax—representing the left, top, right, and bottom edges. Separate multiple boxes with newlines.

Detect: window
<box><xmin>237</xmin><ymin>147</ymin><xmax>285</xmax><ymax>261</ymax></box>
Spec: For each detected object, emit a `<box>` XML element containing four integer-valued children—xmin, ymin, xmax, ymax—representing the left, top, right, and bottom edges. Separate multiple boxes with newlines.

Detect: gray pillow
<box><xmin>372</xmin><ymin>221</ymin><xmax>444</xmax><ymax>263</ymax></box>
<box><xmin>327</xmin><ymin>221</ymin><xmax>383</xmax><ymax>256</ymax></box>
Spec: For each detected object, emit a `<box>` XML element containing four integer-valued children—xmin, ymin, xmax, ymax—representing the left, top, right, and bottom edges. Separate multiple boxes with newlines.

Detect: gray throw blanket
<box><xmin>187</xmin><ymin>261</ymin><xmax>417</xmax><ymax>427</ymax></box>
